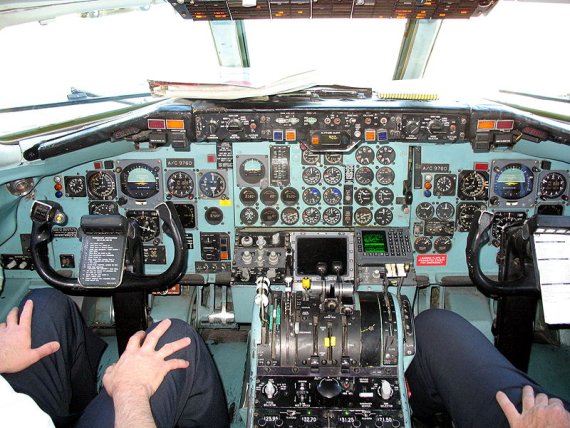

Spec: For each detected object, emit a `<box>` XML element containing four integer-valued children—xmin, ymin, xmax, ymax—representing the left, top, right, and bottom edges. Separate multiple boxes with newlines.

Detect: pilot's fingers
<box><xmin>496</xmin><ymin>390</ymin><xmax>520</xmax><ymax>426</ymax></box>
<box><xmin>141</xmin><ymin>319</ymin><xmax>172</xmax><ymax>351</ymax></box>
<box><xmin>549</xmin><ymin>397</ymin><xmax>565</xmax><ymax>407</ymax></box>
<box><xmin>535</xmin><ymin>392</ymin><xmax>549</xmax><ymax>407</ymax></box>
<box><xmin>6</xmin><ymin>306</ymin><xmax>19</xmax><ymax>326</ymax></box>
<box><xmin>32</xmin><ymin>341</ymin><xmax>60</xmax><ymax>361</ymax></box>
<box><xmin>125</xmin><ymin>330</ymin><xmax>146</xmax><ymax>351</ymax></box>
<box><xmin>521</xmin><ymin>385</ymin><xmax>536</xmax><ymax>410</ymax></box>
<box><xmin>163</xmin><ymin>358</ymin><xmax>190</xmax><ymax>373</ymax></box>
<box><xmin>157</xmin><ymin>336</ymin><xmax>191</xmax><ymax>359</ymax></box>
<box><xmin>18</xmin><ymin>300</ymin><xmax>34</xmax><ymax>328</ymax></box>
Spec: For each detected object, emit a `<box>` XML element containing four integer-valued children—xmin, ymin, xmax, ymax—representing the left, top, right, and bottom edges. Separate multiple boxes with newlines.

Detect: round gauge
<box><xmin>89</xmin><ymin>201</ymin><xmax>118</xmax><ymax>215</ymax></box>
<box><xmin>374</xmin><ymin>207</ymin><xmax>393</xmax><ymax>226</ymax></box>
<box><xmin>323</xmin><ymin>167</ymin><xmax>343</xmax><ymax>185</ymax></box>
<box><xmin>302</xmin><ymin>150</ymin><xmax>320</xmax><ymax>165</ymax></box>
<box><xmin>354</xmin><ymin>207</ymin><xmax>373</xmax><ymax>225</ymax></box>
<box><xmin>376</xmin><ymin>167</ymin><xmax>395</xmax><ymax>185</ymax></box>
<box><xmin>281</xmin><ymin>187</ymin><xmax>299</xmax><ymax>206</ymax></box>
<box><xmin>167</xmin><ymin>171</ymin><xmax>193</xmax><ymax>198</ymax></box>
<box><xmin>322</xmin><ymin>207</ymin><xmax>342</xmax><ymax>225</ymax></box>
<box><xmin>456</xmin><ymin>203</ymin><xmax>486</xmax><ymax>232</ymax></box>
<box><xmin>240</xmin><ymin>207</ymin><xmax>258</xmax><ymax>225</ymax></box>
<box><xmin>281</xmin><ymin>207</ymin><xmax>300</xmax><ymax>225</ymax></box>
<box><xmin>128</xmin><ymin>211</ymin><xmax>160</xmax><ymax>242</ymax></box>
<box><xmin>491</xmin><ymin>212</ymin><xmax>527</xmax><ymax>240</ymax></box>
<box><xmin>540</xmin><ymin>172</ymin><xmax>567</xmax><ymax>199</ymax></box>
<box><xmin>120</xmin><ymin>163</ymin><xmax>160</xmax><ymax>200</ymax></box>
<box><xmin>174</xmin><ymin>204</ymin><xmax>196</xmax><ymax>229</ymax></box>
<box><xmin>65</xmin><ymin>176</ymin><xmax>86</xmax><ymax>197</ymax></box>
<box><xmin>436</xmin><ymin>202</ymin><xmax>455</xmax><ymax>220</ymax></box>
<box><xmin>416</xmin><ymin>202</ymin><xmax>435</xmax><ymax>220</ymax></box>
<box><xmin>458</xmin><ymin>170</ymin><xmax>487</xmax><ymax>199</ymax></box>
<box><xmin>239</xmin><ymin>187</ymin><xmax>258</xmax><ymax>206</ymax></box>
<box><xmin>87</xmin><ymin>171</ymin><xmax>116</xmax><ymax>200</ymax></box>
<box><xmin>260</xmin><ymin>187</ymin><xmax>279</xmax><ymax>205</ymax></box>
<box><xmin>376</xmin><ymin>146</ymin><xmax>396</xmax><ymax>165</ymax></box>
<box><xmin>260</xmin><ymin>208</ymin><xmax>279</xmax><ymax>226</ymax></box>
<box><xmin>302</xmin><ymin>167</ymin><xmax>322</xmax><ymax>185</ymax></box>
<box><xmin>205</xmin><ymin>207</ymin><xmax>223</xmax><ymax>225</ymax></box>
<box><xmin>302</xmin><ymin>187</ymin><xmax>321</xmax><ymax>205</ymax></box>
<box><xmin>434</xmin><ymin>174</ymin><xmax>455</xmax><ymax>196</ymax></box>
<box><xmin>414</xmin><ymin>237</ymin><xmax>432</xmax><ymax>254</ymax></box>
<box><xmin>434</xmin><ymin>236</ymin><xmax>452</xmax><ymax>254</ymax></box>
<box><xmin>239</xmin><ymin>157</ymin><xmax>266</xmax><ymax>185</ymax></box>
<box><xmin>355</xmin><ymin>167</ymin><xmax>374</xmax><ymax>185</ymax></box>
<box><xmin>323</xmin><ymin>187</ymin><xmax>342</xmax><ymax>205</ymax></box>
<box><xmin>198</xmin><ymin>172</ymin><xmax>226</xmax><ymax>198</ymax></box>
<box><xmin>302</xmin><ymin>207</ymin><xmax>321</xmax><ymax>225</ymax></box>
<box><xmin>355</xmin><ymin>146</ymin><xmax>375</xmax><ymax>165</ymax></box>
<box><xmin>375</xmin><ymin>187</ymin><xmax>394</xmax><ymax>206</ymax></box>
<box><xmin>325</xmin><ymin>153</ymin><xmax>343</xmax><ymax>165</ymax></box>
<box><xmin>355</xmin><ymin>188</ymin><xmax>373</xmax><ymax>205</ymax></box>
<box><xmin>493</xmin><ymin>163</ymin><xmax>534</xmax><ymax>200</ymax></box>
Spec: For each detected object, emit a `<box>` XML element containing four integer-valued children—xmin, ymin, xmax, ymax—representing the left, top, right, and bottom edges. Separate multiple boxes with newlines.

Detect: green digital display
<box><xmin>362</xmin><ymin>230</ymin><xmax>387</xmax><ymax>253</ymax></box>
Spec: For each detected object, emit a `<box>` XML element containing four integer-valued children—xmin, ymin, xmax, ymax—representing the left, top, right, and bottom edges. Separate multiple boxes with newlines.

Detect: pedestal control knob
<box><xmin>263</xmin><ymin>380</ymin><xmax>278</xmax><ymax>399</ymax></box>
<box><xmin>317</xmin><ymin>378</ymin><xmax>342</xmax><ymax>398</ymax></box>
<box><xmin>379</xmin><ymin>380</ymin><xmax>393</xmax><ymax>400</ymax></box>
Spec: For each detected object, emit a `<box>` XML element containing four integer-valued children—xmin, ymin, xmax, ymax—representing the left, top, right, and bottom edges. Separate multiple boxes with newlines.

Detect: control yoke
<box><xmin>30</xmin><ymin>200</ymin><xmax>187</xmax><ymax>294</ymax></box>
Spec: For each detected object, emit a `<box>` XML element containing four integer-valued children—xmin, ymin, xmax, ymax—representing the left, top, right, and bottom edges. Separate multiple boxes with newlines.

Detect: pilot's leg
<box><xmin>2</xmin><ymin>287</ymin><xmax>107</xmax><ymax>426</ymax></box>
<box><xmin>406</xmin><ymin>308</ymin><xmax>570</xmax><ymax>428</ymax></box>
<box><xmin>77</xmin><ymin>318</ymin><xmax>229</xmax><ymax>428</ymax></box>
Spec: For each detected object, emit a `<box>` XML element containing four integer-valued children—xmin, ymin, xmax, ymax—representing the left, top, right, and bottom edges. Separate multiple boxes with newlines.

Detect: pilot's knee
<box><xmin>414</xmin><ymin>309</ymin><xmax>469</xmax><ymax>343</ymax></box>
<box><xmin>23</xmin><ymin>287</ymin><xmax>74</xmax><ymax>317</ymax></box>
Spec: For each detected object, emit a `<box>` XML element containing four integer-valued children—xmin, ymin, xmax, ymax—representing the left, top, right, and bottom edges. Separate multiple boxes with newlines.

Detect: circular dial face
<box><xmin>355</xmin><ymin>188</ymin><xmax>374</xmax><ymax>205</ymax></box>
<box><xmin>375</xmin><ymin>187</ymin><xmax>394</xmax><ymax>206</ymax></box>
<box><xmin>323</xmin><ymin>167</ymin><xmax>343</xmax><ymax>185</ymax></box>
<box><xmin>174</xmin><ymin>204</ymin><xmax>196</xmax><ymax>229</ymax></box>
<box><xmin>128</xmin><ymin>211</ymin><xmax>160</xmax><ymax>242</ymax></box>
<box><xmin>205</xmin><ymin>207</ymin><xmax>223</xmax><ymax>225</ymax></box>
<box><xmin>239</xmin><ymin>187</ymin><xmax>258</xmax><ymax>206</ymax></box>
<box><xmin>281</xmin><ymin>187</ymin><xmax>299</xmax><ymax>205</ymax></box>
<box><xmin>281</xmin><ymin>207</ymin><xmax>299</xmax><ymax>225</ymax></box>
<box><xmin>436</xmin><ymin>202</ymin><xmax>455</xmax><ymax>220</ymax></box>
<box><xmin>459</xmin><ymin>171</ymin><xmax>487</xmax><ymax>199</ymax></box>
<box><xmin>302</xmin><ymin>207</ymin><xmax>321</xmax><ymax>225</ymax></box>
<box><xmin>322</xmin><ymin>207</ymin><xmax>342</xmax><ymax>225</ymax></box>
<box><xmin>260</xmin><ymin>208</ymin><xmax>279</xmax><ymax>226</ymax></box>
<box><xmin>355</xmin><ymin>146</ymin><xmax>375</xmax><ymax>165</ymax></box>
<box><xmin>87</xmin><ymin>171</ymin><xmax>116</xmax><ymax>199</ymax></box>
<box><xmin>376</xmin><ymin>146</ymin><xmax>396</xmax><ymax>165</ymax></box>
<box><xmin>324</xmin><ymin>153</ymin><xmax>343</xmax><ymax>165</ymax></box>
<box><xmin>302</xmin><ymin>150</ymin><xmax>320</xmax><ymax>165</ymax></box>
<box><xmin>302</xmin><ymin>187</ymin><xmax>321</xmax><ymax>205</ymax></box>
<box><xmin>120</xmin><ymin>163</ymin><xmax>160</xmax><ymax>199</ymax></box>
<box><xmin>416</xmin><ymin>202</ymin><xmax>434</xmax><ymax>220</ymax></box>
<box><xmin>434</xmin><ymin>236</ymin><xmax>452</xmax><ymax>254</ymax></box>
<box><xmin>374</xmin><ymin>208</ymin><xmax>393</xmax><ymax>226</ymax></box>
<box><xmin>540</xmin><ymin>172</ymin><xmax>567</xmax><ymax>199</ymax></box>
<box><xmin>376</xmin><ymin>167</ymin><xmax>395</xmax><ymax>185</ymax></box>
<box><xmin>167</xmin><ymin>171</ymin><xmax>193</xmax><ymax>198</ymax></box>
<box><xmin>414</xmin><ymin>237</ymin><xmax>432</xmax><ymax>254</ymax></box>
<box><xmin>89</xmin><ymin>201</ymin><xmax>118</xmax><ymax>215</ymax></box>
<box><xmin>65</xmin><ymin>176</ymin><xmax>86</xmax><ymax>197</ymax></box>
<box><xmin>354</xmin><ymin>207</ymin><xmax>373</xmax><ymax>225</ymax></box>
<box><xmin>302</xmin><ymin>167</ymin><xmax>321</xmax><ymax>185</ymax></box>
<box><xmin>491</xmin><ymin>211</ymin><xmax>527</xmax><ymax>240</ymax></box>
<box><xmin>240</xmin><ymin>207</ymin><xmax>258</xmax><ymax>225</ymax></box>
<box><xmin>434</xmin><ymin>175</ymin><xmax>455</xmax><ymax>196</ymax></box>
<box><xmin>355</xmin><ymin>167</ymin><xmax>374</xmax><ymax>185</ymax></box>
<box><xmin>199</xmin><ymin>172</ymin><xmax>226</xmax><ymax>198</ymax></box>
<box><xmin>456</xmin><ymin>203</ymin><xmax>486</xmax><ymax>231</ymax></box>
<box><xmin>239</xmin><ymin>158</ymin><xmax>266</xmax><ymax>185</ymax></box>
<box><xmin>493</xmin><ymin>163</ymin><xmax>534</xmax><ymax>200</ymax></box>
<box><xmin>323</xmin><ymin>187</ymin><xmax>342</xmax><ymax>205</ymax></box>
<box><xmin>260</xmin><ymin>187</ymin><xmax>279</xmax><ymax>205</ymax></box>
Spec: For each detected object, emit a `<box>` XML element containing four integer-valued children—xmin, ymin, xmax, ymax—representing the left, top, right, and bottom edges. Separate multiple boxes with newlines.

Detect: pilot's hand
<box><xmin>0</xmin><ymin>300</ymin><xmax>60</xmax><ymax>373</ymax></box>
<box><xmin>102</xmin><ymin>319</ymin><xmax>191</xmax><ymax>400</ymax></box>
<box><xmin>496</xmin><ymin>385</ymin><xmax>570</xmax><ymax>428</ymax></box>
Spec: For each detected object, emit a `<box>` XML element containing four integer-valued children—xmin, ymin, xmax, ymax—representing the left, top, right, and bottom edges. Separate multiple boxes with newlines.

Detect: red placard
<box><xmin>416</xmin><ymin>254</ymin><xmax>448</xmax><ymax>266</ymax></box>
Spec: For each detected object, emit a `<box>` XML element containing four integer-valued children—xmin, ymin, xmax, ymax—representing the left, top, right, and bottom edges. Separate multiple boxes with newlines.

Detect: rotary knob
<box><xmin>379</xmin><ymin>380</ymin><xmax>394</xmax><ymax>400</ymax></box>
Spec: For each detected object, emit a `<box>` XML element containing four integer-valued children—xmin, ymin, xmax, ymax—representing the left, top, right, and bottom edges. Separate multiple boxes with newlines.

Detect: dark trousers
<box><xmin>3</xmin><ymin>288</ymin><xmax>229</xmax><ymax>428</ymax></box>
<box><xmin>406</xmin><ymin>309</ymin><xmax>570</xmax><ymax>428</ymax></box>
